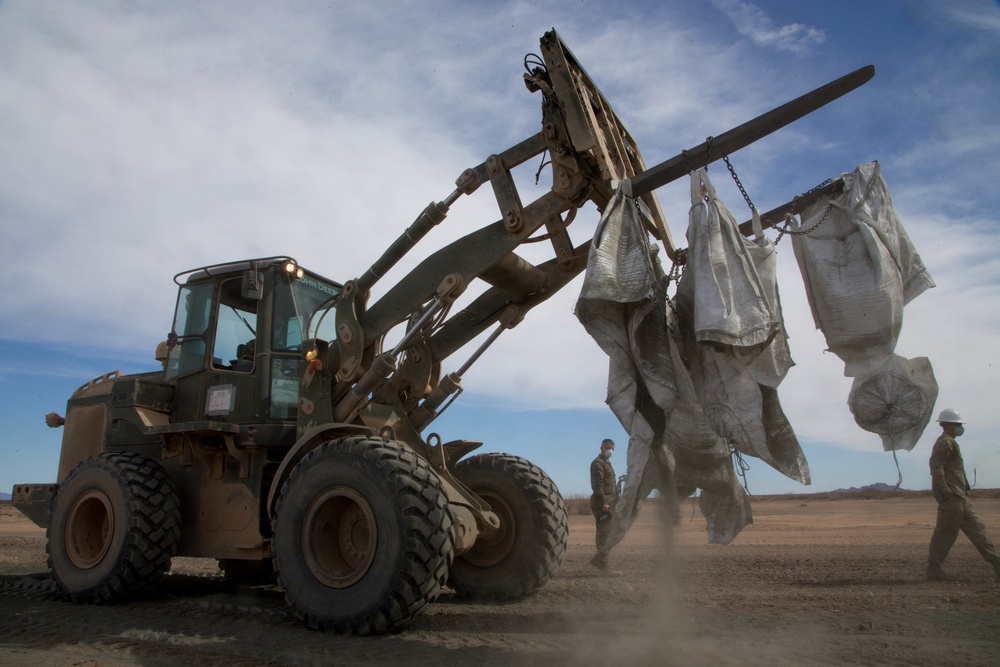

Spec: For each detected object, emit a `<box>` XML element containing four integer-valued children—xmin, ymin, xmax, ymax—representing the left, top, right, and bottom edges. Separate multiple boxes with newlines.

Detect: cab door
<box><xmin>166</xmin><ymin>276</ymin><xmax>260</xmax><ymax>425</ymax></box>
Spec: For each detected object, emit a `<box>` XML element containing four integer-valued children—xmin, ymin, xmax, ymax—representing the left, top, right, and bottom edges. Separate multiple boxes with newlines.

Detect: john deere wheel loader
<box><xmin>12</xmin><ymin>30</ymin><xmax>873</xmax><ymax>634</ymax></box>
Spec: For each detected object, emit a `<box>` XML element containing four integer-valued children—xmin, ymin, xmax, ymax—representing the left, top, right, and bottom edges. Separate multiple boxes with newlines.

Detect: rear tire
<box><xmin>448</xmin><ymin>453</ymin><xmax>568</xmax><ymax>600</ymax></box>
<box><xmin>47</xmin><ymin>452</ymin><xmax>180</xmax><ymax>603</ymax></box>
<box><xmin>272</xmin><ymin>436</ymin><xmax>454</xmax><ymax>635</ymax></box>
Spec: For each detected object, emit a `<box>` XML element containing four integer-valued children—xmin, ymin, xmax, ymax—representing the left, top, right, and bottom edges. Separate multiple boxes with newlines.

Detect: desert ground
<box><xmin>2</xmin><ymin>493</ymin><xmax>999</xmax><ymax>667</ymax></box>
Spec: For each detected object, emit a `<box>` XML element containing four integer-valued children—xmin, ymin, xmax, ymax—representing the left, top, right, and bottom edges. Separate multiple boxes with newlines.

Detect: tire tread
<box><xmin>449</xmin><ymin>453</ymin><xmax>568</xmax><ymax>600</ymax></box>
<box><xmin>273</xmin><ymin>436</ymin><xmax>454</xmax><ymax>635</ymax></box>
<box><xmin>48</xmin><ymin>452</ymin><xmax>180</xmax><ymax>603</ymax></box>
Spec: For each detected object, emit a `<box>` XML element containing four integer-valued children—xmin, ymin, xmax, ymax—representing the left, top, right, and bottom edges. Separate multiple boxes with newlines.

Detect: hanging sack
<box><xmin>848</xmin><ymin>353</ymin><xmax>938</xmax><ymax>452</ymax></box>
<box><xmin>684</xmin><ymin>169</ymin><xmax>778</xmax><ymax>352</ymax></box>
<box><xmin>744</xmin><ymin>208</ymin><xmax>794</xmax><ymax>388</ymax></box>
<box><xmin>576</xmin><ymin>179</ymin><xmax>678</xmax><ymax>552</ymax></box>
<box><xmin>791</xmin><ymin>162</ymin><xmax>934</xmax><ymax>376</ymax></box>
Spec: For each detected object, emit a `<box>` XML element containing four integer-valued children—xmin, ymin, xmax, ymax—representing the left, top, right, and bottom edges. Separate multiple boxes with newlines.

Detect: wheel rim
<box><xmin>301</xmin><ymin>486</ymin><xmax>377</xmax><ymax>588</ymax></box>
<box><xmin>462</xmin><ymin>491</ymin><xmax>516</xmax><ymax>568</ymax></box>
<box><xmin>65</xmin><ymin>490</ymin><xmax>114</xmax><ymax>569</ymax></box>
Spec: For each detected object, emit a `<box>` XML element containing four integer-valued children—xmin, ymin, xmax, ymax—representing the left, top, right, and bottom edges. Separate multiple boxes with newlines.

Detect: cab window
<box><xmin>212</xmin><ymin>278</ymin><xmax>258</xmax><ymax>372</ymax></box>
<box><xmin>165</xmin><ymin>282</ymin><xmax>214</xmax><ymax>380</ymax></box>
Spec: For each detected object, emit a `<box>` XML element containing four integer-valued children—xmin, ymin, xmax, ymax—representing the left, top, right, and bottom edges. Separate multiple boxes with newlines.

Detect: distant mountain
<box><xmin>0</xmin><ymin>492</ymin><xmax>11</xmax><ymax>501</ymax></box>
<box><xmin>832</xmin><ymin>482</ymin><xmax>904</xmax><ymax>493</ymax></box>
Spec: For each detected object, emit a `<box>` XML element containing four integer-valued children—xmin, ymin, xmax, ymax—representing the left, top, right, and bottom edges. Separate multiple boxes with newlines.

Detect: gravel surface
<box><xmin>2</xmin><ymin>496</ymin><xmax>999</xmax><ymax>666</ymax></box>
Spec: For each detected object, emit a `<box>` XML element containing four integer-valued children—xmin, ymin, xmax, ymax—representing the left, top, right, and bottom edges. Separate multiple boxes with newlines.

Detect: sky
<box><xmin>1</xmin><ymin>0</ymin><xmax>999</xmax><ymax>502</ymax></box>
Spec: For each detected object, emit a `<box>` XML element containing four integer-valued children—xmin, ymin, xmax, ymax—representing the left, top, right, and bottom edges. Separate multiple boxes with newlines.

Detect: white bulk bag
<box><xmin>848</xmin><ymin>354</ymin><xmax>938</xmax><ymax>452</ymax></box>
<box><xmin>685</xmin><ymin>169</ymin><xmax>779</xmax><ymax>352</ymax></box>
<box><xmin>791</xmin><ymin>162</ymin><xmax>937</xmax><ymax>449</ymax></box>
<box><xmin>676</xmin><ymin>170</ymin><xmax>808</xmax><ymax>484</ymax></box>
<box><xmin>745</xmin><ymin>209</ymin><xmax>794</xmax><ymax>388</ymax></box>
<box><xmin>576</xmin><ymin>180</ymin><xmax>678</xmax><ymax>552</ymax></box>
<box><xmin>791</xmin><ymin>162</ymin><xmax>934</xmax><ymax>377</ymax></box>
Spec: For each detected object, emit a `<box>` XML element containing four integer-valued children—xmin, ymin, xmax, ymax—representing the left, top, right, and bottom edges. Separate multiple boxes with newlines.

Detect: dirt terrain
<box><xmin>2</xmin><ymin>494</ymin><xmax>998</xmax><ymax>666</ymax></box>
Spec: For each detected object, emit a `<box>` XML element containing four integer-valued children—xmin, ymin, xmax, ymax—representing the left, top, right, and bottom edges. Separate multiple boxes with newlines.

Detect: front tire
<box><xmin>47</xmin><ymin>452</ymin><xmax>180</xmax><ymax>603</ymax></box>
<box><xmin>272</xmin><ymin>436</ymin><xmax>454</xmax><ymax>635</ymax></box>
<box><xmin>448</xmin><ymin>453</ymin><xmax>568</xmax><ymax>600</ymax></box>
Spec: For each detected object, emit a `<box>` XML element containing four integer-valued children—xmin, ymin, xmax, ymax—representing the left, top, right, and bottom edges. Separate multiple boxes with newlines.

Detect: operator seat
<box><xmin>231</xmin><ymin>341</ymin><xmax>255</xmax><ymax>372</ymax></box>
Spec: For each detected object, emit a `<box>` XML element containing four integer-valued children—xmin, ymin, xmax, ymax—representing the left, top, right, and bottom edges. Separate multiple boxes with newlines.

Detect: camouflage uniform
<box><xmin>927</xmin><ymin>432</ymin><xmax>1000</xmax><ymax>578</ymax></box>
<box><xmin>590</xmin><ymin>454</ymin><xmax>617</xmax><ymax>568</ymax></box>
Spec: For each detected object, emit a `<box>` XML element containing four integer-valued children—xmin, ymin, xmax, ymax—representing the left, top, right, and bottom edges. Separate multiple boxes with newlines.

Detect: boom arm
<box><xmin>308</xmin><ymin>30</ymin><xmax>874</xmax><ymax>450</ymax></box>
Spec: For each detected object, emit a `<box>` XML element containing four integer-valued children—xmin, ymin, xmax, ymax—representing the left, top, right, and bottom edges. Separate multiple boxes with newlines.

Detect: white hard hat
<box><xmin>936</xmin><ymin>408</ymin><xmax>965</xmax><ymax>424</ymax></box>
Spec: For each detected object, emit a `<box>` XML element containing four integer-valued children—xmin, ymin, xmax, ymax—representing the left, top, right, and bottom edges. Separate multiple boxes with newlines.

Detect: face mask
<box><xmin>603</xmin><ymin>449</ymin><xmax>614</xmax><ymax>459</ymax></box>
<box><xmin>954</xmin><ymin>425</ymin><xmax>965</xmax><ymax>437</ymax></box>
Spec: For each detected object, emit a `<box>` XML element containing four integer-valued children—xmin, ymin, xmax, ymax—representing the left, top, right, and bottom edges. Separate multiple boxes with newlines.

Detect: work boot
<box><xmin>926</xmin><ymin>563</ymin><xmax>960</xmax><ymax>582</ymax></box>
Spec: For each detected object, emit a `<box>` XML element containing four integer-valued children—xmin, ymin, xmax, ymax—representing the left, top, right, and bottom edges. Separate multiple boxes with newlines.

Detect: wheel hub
<box><xmin>302</xmin><ymin>486</ymin><xmax>377</xmax><ymax>588</ymax></box>
<box><xmin>462</xmin><ymin>491</ymin><xmax>516</xmax><ymax>568</ymax></box>
<box><xmin>65</xmin><ymin>490</ymin><xmax>114</xmax><ymax>570</ymax></box>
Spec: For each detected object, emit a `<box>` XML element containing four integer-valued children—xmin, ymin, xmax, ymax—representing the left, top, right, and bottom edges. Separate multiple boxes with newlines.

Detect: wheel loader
<box><xmin>11</xmin><ymin>30</ymin><xmax>873</xmax><ymax>634</ymax></box>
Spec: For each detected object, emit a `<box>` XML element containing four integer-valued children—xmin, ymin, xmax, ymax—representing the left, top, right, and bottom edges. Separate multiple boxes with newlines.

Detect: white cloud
<box><xmin>1</xmin><ymin>1</ymin><xmax>998</xmax><ymax>492</ymax></box>
<box><xmin>709</xmin><ymin>0</ymin><xmax>826</xmax><ymax>53</ymax></box>
<box><xmin>941</xmin><ymin>0</ymin><xmax>1000</xmax><ymax>34</ymax></box>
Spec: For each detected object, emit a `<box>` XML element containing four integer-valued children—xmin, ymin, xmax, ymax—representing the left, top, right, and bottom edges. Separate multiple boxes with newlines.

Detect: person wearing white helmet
<box><xmin>926</xmin><ymin>408</ymin><xmax>1000</xmax><ymax>582</ymax></box>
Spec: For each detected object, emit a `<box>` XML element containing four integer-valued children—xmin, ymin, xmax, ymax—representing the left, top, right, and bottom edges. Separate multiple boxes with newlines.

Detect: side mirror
<box><xmin>242</xmin><ymin>270</ymin><xmax>264</xmax><ymax>301</ymax></box>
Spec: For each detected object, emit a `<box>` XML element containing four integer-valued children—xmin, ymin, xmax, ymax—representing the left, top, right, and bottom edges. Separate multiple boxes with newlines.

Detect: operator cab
<box><xmin>164</xmin><ymin>257</ymin><xmax>341</xmax><ymax>425</ymax></box>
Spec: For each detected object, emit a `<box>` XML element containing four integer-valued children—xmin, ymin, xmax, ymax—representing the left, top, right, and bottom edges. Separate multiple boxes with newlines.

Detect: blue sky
<box><xmin>1</xmin><ymin>1</ymin><xmax>998</xmax><ymax>500</ymax></box>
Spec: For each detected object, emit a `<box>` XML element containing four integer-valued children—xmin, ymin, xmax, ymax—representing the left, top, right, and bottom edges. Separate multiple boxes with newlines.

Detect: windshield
<box><xmin>273</xmin><ymin>272</ymin><xmax>340</xmax><ymax>350</ymax></box>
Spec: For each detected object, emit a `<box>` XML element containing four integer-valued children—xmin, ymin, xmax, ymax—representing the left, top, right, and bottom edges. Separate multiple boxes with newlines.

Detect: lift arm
<box><xmin>316</xmin><ymin>30</ymin><xmax>874</xmax><ymax>447</ymax></box>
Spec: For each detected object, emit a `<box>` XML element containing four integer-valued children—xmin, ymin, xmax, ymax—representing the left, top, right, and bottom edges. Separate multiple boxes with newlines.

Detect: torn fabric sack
<box><xmin>744</xmin><ymin>209</ymin><xmax>794</xmax><ymax>389</ymax></box>
<box><xmin>576</xmin><ymin>179</ymin><xmax>756</xmax><ymax>546</ymax></box>
<box><xmin>791</xmin><ymin>162</ymin><xmax>937</xmax><ymax>450</ymax></box>
<box><xmin>575</xmin><ymin>179</ymin><xmax>678</xmax><ymax>551</ymax></box>
<box><xmin>676</xmin><ymin>169</ymin><xmax>809</xmax><ymax>485</ymax></box>
<box><xmin>665</xmin><ymin>320</ymin><xmax>754</xmax><ymax>545</ymax></box>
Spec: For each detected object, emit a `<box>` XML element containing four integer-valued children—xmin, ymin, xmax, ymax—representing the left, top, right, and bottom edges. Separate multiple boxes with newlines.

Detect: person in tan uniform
<box><xmin>926</xmin><ymin>408</ymin><xmax>1000</xmax><ymax>582</ymax></box>
<box><xmin>589</xmin><ymin>438</ymin><xmax>618</xmax><ymax>572</ymax></box>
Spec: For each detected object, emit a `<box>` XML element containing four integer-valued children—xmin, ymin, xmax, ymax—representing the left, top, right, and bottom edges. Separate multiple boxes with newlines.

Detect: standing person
<box><xmin>589</xmin><ymin>438</ymin><xmax>618</xmax><ymax>572</ymax></box>
<box><xmin>926</xmin><ymin>408</ymin><xmax>1000</xmax><ymax>582</ymax></box>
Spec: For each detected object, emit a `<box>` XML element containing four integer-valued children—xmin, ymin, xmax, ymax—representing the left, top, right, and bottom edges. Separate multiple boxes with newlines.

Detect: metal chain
<box><xmin>713</xmin><ymin>146</ymin><xmax>769</xmax><ymax>237</ymax></box>
<box><xmin>665</xmin><ymin>294</ymin><xmax>677</xmax><ymax>315</ymax></box>
<box><xmin>770</xmin><ymin>178</ymin><xmax>838</xmax><ymax>245</ymax></box>
<box><xmin>723</xmin><ymin>155</ymin><xmax>757</xmax><ymax>215</ymax></box>
<box><xmin>668</xmin><ymin>260</ymin><xmax>684</xmax><ymax>281</ymax></box>
<box><xmin>713</xmin><ymin>152</ymin><xmax>843</xmax><ymax>246</ymax></box>
<box><xmin>688</xmin><ymin>136</ymin><xmax>715</xmax><ymax>203</ymax></box>
<box><xmin>800</xmin><ymin>177</ymin><xmax>835</xmax><ymax>199</ymax></box>
<box><xmin>680</xmin><ymin>131</ymin><xmax>843</xmax><ymax>248</ymax></box>
<box><xmin>774</xmin><ymin>200</ymin><xmax>834</xmax><ymax>245</ymax></box>
<box><xmin>665</xmin><ymin>259</ymin><xmax>684</xmax><ymax>314</ymax></box>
